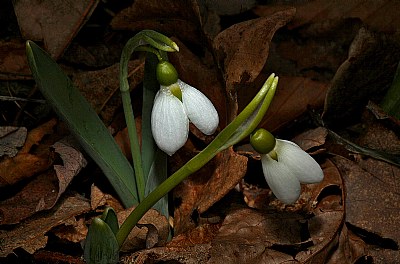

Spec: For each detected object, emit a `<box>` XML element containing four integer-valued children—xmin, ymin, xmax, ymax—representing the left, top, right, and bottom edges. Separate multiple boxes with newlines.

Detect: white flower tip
<box><xmin>179</xmin><ymin>80</ymin><xmax>219</xmax><ymax>136</ymax></box>
<box><xmin>261</xmin><ymin>154</ymin><xmax>301</xmax><ymax>205</ymax></box>
<box><xmin>151</xmin><ymin>89</ymin><xmax>189</xmax><ymax>156</ymax></box>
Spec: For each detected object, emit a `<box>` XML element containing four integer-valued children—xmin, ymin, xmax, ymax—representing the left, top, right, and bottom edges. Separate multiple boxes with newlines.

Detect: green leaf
<box><xmin>381</xmin><ymin>61</ymin><xmax>400</xmax><ymax>119</ymax></box>
<box><xmin>101</xmin><ymin>207</ymin><xmax>119</xmax><ymax>235</ymax></box>
<box><xmin>142</xmin><ymin>54</ymin><xmax>169</xmax><ymax>218</ymax></box>
<box><xmin>141</xmin><ymin>53</ymin><xmax>159</xmax><ymax>180</ymax></box>
<box><xmin>26</xmin><ymin>41</ymin><xmax>138</xmax><ymax>207</ymax></box>
<box><xmin>145</xmin><ymin>149</ymin><xmax>168</xmax><ymax>217</ymax></box>
<box><xmin>84</xmin><ymin>218</ymin><xmax>119</xmax><ymax>264</ymax></box>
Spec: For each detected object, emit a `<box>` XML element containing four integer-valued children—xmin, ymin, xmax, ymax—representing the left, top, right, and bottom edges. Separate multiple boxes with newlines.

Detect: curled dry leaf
<box><xmin>0</xmin><ymin>194</ymin><xmax>90</xmax><ymax>257</ymax></box>
<box><xmin>0</xmin><ymin>126</ymin><xmax>27</xmax><ymax>157</ymax></box>
<box><xmin>332</xmin><ymin>156</ymin><xmax>400</xmax><ymax>260</ymax></box>
<box><xmin>52</xmin><ymin>137</ymin><xmax>87</xmax><ymax>201</ymax></box>
<box><xmin>323</xmin><ymin>27</ymin><xmax>400</xmax><ymax>127</ymax></box>
<box><xmin>0</xmin><ymin>171</ymin><xmax>59</xmax><ymax>225</ymax></box>
<box><xmin>121</xmin><ymin>223</ymin><xmax>220</xmax><ymax>264</ymax></box>
<box><xmin>332</xmin><ymin>116</ymin><xmax>400</xmax><ymax>246</ymax></box>
<box><xmin>280</xmin><ymin>0</ymin><xmax>400</xmax><ymax>34</ymax></box>
<box><xmin>213</xmin><ymin>9</ymin><xmax>295</xmax><ymax>120</ymax></box>
<box><xmin>173</xmin><ymin>147</ymin><xmax>248</xmax><ymax>234</ymax></box>
<box><xmin>13</xmin><ymin>0</ymin><xmax>99</xmax><ymax>58</ymax></box>
<box><xmin>0</xmin><ymin>39</ymin><xmax>31</xmax><ymax>80</ymax></box>
<box><xmin>213</xmin><ymin>9</ymin><xmax>295</xmax><ymax>87</ymax></box>
<box><xmin>51</xmin><ymin>217</ymin><xmax>88</xmax><ymax>243</ymax></box>
<box><xmin>0</xmin><ymin>124</ymin><xmax>85</xmax><ymax>225</ymax></box>
<box><xmin>327</xmin><ymin>223</ymin><xmax>368</xmax><ymax>264</ymax></box>
<box><xmin>118</xmin><ymin>207</ymin><xmax>169</xmax><ymax>252</ymax></box>
<box><xmin>292</xmin><ymin>127</ymin><xmax>328</xmax><ymax>153</ymax></box>
<box><xmin>90</xmin><ymin>184</ymin><xmax>124</xmax><ymax>212</ymax></box>
<box><xmin>72</xmin><ymin>60</ymin><xmax>145</xmax><ymax>124</ymax></box>
<box><xmin>111</xmin><ymin>0</ymin><xmax>203</xmax><ymax>45</ymax></box>
<box><xmin>0</xmin><ymin>119</ymin><xmax>57</xmax><ymax>187</ymax></box>
<box><xmin>260</xmin><ymin>76</ymin><xmax>328</xmax><ymax>132</ymax></box>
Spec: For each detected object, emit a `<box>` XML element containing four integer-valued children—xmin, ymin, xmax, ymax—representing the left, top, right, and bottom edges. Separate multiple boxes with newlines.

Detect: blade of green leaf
<box><xmin>26</xmin><ymin>41</ymin><xmax>138</xmax><ymax>207</ymax></box>
<box><xmin>101</xmin><ymin>207</ymin><xmax>119</xmax><ymax>236</ymax></box>
<box><xmin>84</xmin><ymin>218</ymin><xmax>119</xmax><ymax>264</ymax></box>
<box><xmin>141</xmin><ymin>53</ymin><xmax>159</xmax><ymax>180</ymax></box>
<box><xmin>145</xmin><ymin>148</ymin><xmax>168</xmax><ymax>217</ymax></box>
<box><xmin>141</xmin><ymin>53</ymin><xmax>169</xmax><ymax>219</ymax></box>
<box><xmin>381</xmin><ymin>61</ymin><xmax>400</xmax><ymax>119</ymax></box>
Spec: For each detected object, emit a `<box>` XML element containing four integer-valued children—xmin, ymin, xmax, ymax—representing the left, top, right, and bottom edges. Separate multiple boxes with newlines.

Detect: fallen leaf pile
<box><xmin>1</xmin><ymin>0</ymin><xmax>400</xmax><ymax>263</ymax></box>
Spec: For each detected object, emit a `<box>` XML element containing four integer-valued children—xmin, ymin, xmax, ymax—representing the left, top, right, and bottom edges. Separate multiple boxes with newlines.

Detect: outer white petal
<box><xmin>178</xmin><ymin>80</ymin><xmax>219</xmax><ymax>135</ymax></box>
<box><xmin>261</xmin><ymin>154</ymin><xmax>301</xmax><ymax>204</ymax></box>
<box><xmin>275</xmin><ymin>139</ymin><xmax>324</xmax><ymax>184</ymax></box>
<box><xmin>151</xmin><ymin>87</ymin><xmax>189</xmax><ymax>155</ymax></box>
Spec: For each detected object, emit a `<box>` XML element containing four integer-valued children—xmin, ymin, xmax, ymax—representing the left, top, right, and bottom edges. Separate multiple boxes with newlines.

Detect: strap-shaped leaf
<box><xmin>84</xmin><ymin>218</ymin><xmax>119</xmax><ymax>264</ymax></box>
<box><xmin>101</xmin><ymin>207</ymin><xmax>119</xmax><ymax>236</ymax></box>
<box><xmin>26</xmin><ymin>41</ymin><xmax>138</xmax><ymax>207</ymax></box>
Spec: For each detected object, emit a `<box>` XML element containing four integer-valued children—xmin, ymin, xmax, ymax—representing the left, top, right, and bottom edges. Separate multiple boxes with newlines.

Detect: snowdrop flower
<box><xmin>250</xmin><ymin>128</ymin><xmax>324</xmax><ymax>204</ymax></box>
<box><xmin>151</xmin><ymin>61</ymin><xmax>219</xmax><ymax>155</ymax></box>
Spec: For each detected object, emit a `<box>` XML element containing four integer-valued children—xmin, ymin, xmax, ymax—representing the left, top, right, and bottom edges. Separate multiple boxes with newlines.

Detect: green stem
<box><xmin>119</xmin><ymin>31</ymin><xmax>179</xmax><ymax>202</ymax></box>
<box><xmin>116</xmin><ymin>74</ymin><xmax>278</xmax><ymax>247</ymax></box>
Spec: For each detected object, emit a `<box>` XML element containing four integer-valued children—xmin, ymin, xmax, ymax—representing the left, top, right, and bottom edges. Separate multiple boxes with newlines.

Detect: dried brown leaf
<box><xmin>121</xmin><ymin>223</ymin><xmax>220</xmax><ymax>264</ymax></box>
<box><xmin>52</xmin><ymin>138</ymin><xmax>87</xmax><ymax>201</ymax></box>
<box><xmin>332</xmin><ymin>155</ymin><xmax>400</xmax><ymax>258</ymax></box>
<box><xmin>21</xmin><ymin>118</ymin><xmax>57</xmax><ymax>154</ymax></box>
<box><xmin>292</xmin><ymin>127</ymin><xmax>328</xmax><ymax>153</ymax></box>
<box><xmin>0</xmin><ymin>126</ymin><xmax>27</xmax><ymax>157</ymax></box>
<box><xmin>213</xmin><ymin>9</ymin><xmax>295</xmax><ymax>120</ymax></box>
<box><xmin>13</xmin><ymin>0</ymin><xmax>99</xmax><ymax>58</ymax></box>
<box><xmin>118</xmin><ymin>207</ymin><xmax>169</xmax><ymax>252</ymax></box>
<box><xmin>111</xmin><ymin>0</ymin><xmax>203</xmax><ymax>45</ymax></box>
<box><xmin>72</xmin><ymin>60</ymin><xmax>145</xmax><ymax>124</ymax></box>
<box><xmin>0</xmin><ymin>152</ymin><xmax>53</xmax><ymax>187</ymax></box>
<box><xmin>0</xmin><ymin>171</ymin><xmax>58</xmax><ymax>225</ymax></box>
<box><xmin>333</xmin><ymin>157</ymin><xmax>400</xmax><ymax>246</ymax></box>
<box><xmin>323</xmin><ymin>27</ymin><xmax>400</xmax><ymax>126</ymax></box>
<box><xmin>121</xmin><ymin>244</ymin><xmax>211</xmax><ymax>264</ymax></box>
<box><xmin>89</xmin><ymin>184</ymin><xmax>124</xmax><ymax>212</ymax></box>
<box><xmin>214</xmin><ymin>10</ymin><xmax>295</xmax><ymax>87</ymax></box>
<box><xmin>52</xmin><ymin>217</ymin><xmax>88</xmax><ymax>243</ymax></box>
<box><xmin>0</xmin><ymin>39</ymin><xmax>31</xmax><ymax>80</ymax></box>
<box><xmin>0</xmin><ymin>194</ymin><xmax>90</xmax><ymax>257</ymax></box>
<box><xmin>267</xmin><ymin>0</ymin><xmax>400</xmax><ymax>34</ymax></box>
<box><xmin>209</xmin><ymin>208</ymin><xmax>300</xmax><ymax>264</ymax></box>
<box><xmin>260</xmin><ymin>76</ymin><xmax>328</xmax><ymax>132</ymax></box>
<box><xmin>173</xmin><ymin>148</ymin><xmax>247</xmax><ymax>234</ymax></box>
<box><xmin>326</xmin><ymin>224</ymin><xmax>367</xmax><ymax>264</ymax></box>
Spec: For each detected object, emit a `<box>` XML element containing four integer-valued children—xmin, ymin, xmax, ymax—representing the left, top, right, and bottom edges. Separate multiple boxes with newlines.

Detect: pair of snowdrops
<box><xmin>151</xmin><ymin>61</ymin><xmax>323</xmax><ymax>204</ymax></box>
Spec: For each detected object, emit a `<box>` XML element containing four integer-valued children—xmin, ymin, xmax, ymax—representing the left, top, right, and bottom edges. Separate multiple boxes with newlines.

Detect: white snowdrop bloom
<box><xmin>151</xmin><ymin>79</ymin><xmax>219</xmax><ymax>155</ymax></box>
<box><xmin>250</xmin><ymin>129</ymin><xmax>324</xmax><ymax>204</ymax></box>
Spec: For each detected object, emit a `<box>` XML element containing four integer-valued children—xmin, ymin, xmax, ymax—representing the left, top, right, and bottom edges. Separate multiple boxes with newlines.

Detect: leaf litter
<box><xmin>1</xmin><ymin>0</ymin><xmax>400</xmax><ymax>263</ymax></box>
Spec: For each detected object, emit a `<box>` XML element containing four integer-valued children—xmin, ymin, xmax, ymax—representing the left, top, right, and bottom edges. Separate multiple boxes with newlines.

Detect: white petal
<box><xmin>151</xmin><ymin>87</ymin><xmax>189</xmax><ymax>155</ymax></box>
<box><xmin>275</xmin><ymin>140</ymin><xmax>324</xmax><ymax>184</ymax></box>
<box><xmin>178</xmin><ymin>80</ymin><xmax>219</xmax><ymax>135</ymax></box>
<box><xmin>261</xmin><ymin>154</ymin><xmax>301</xmax><ymax>204</ymax></box>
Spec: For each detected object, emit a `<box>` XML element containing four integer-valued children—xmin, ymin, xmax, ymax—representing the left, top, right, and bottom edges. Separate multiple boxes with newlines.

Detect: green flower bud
<box><xmin>169</xmin><ymin>83</ymin><xmax>182</xmax><ymax>101</ymax></box>
<box><xmin>156</xmin><ymin>61</ymin><xmax>178</xmax><ymax>86</ymax></box>
<box><xmin>250</xmin><ymin>128</ymin><xmax>276</xmax><ymax>155</ymax></box>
